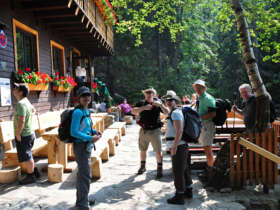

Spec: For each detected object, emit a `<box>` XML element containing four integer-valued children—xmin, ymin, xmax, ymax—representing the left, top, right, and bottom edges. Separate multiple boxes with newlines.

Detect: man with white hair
<box><xmin>232</xmin><ymin>83</ymin><xmax>256</xmax><ymax>132</ymax></box>
<box><xmin>192</xmin><ymin>80</ymin><xmax>216</xmax><ymax>169</ymax></box>
<box><xmin>132</xmin><ymin>88</ymin><xmax>169</xmax><ymax>179</ymax></box>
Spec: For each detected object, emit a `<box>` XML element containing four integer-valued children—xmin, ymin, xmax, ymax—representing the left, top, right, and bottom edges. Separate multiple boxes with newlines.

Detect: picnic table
<box><xmin>91</xmin><ymin>113</ymin><xmax>108</xmax><ymax>132</ymax></box>
<box><xmin>41</xmin><ymin>117</ymin><xmax>103</xmax><ymax>173</ymax></box>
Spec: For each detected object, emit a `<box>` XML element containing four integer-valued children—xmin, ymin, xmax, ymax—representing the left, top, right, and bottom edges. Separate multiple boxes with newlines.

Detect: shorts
<box><xmin>138</xmin><ymin>128</ymin><xmax>162</xmax><ymax>152</ymax></box>
<box><xmin>198</xmin><ymin>121</ymin><xmax>215</xmax><ymax>146</ymax></box>
<box><xmin>15</xmin><ymin>134</ymin><xmax>35</xmax><ymax>163</ymax></box>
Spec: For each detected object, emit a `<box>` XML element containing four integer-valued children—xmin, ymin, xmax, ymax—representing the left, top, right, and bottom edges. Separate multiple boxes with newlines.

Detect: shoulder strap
<box><xmin>169</xmin><ymin>107</ymin><xmax>180</xmax><ymax>124</ymax></box>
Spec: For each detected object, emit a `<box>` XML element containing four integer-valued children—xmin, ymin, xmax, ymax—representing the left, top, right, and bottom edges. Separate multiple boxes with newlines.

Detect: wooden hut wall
<box><xmin>0</xmin><ymin>2</ymin><xmax>78</xmax><ymax>121</ymax></box>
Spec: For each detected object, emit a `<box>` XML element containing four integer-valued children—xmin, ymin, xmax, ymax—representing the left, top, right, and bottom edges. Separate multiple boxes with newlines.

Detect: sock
<box><xmin>140</xmin><ymin>161</ymin><xmax>146</xmax><ymax>168</ymax></box>
<box><xmin>157</xmin><ymin>162</ymin><xmax>162</xmax><ymax>169</ymax></box>
<box><xmin>176</xmin><ymin>191</ymin><xmax>184</xmax><ymax>194</ymax></box>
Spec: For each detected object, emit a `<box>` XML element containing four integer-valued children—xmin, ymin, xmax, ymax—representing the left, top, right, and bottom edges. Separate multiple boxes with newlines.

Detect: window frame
<box><xmin>50</xmin><ymin>40</ymin><xmax>65</xmax><ymax>76</ymax></box>
<box><xmin>12</xmin><ymin>18</ymin><xmax>40</xmax><ymax>72</ymax></box>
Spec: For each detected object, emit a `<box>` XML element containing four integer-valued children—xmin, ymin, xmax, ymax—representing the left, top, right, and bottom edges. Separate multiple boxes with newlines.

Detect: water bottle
<box><xmin>86</xmin><ymin>142</ymin><xmax>94</xmax><ymax>153</ymax></box>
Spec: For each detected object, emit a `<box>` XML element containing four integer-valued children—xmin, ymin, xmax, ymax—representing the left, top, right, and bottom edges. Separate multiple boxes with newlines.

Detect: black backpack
<box><xmin>170</xmin><ymin>107</ymin><xmax>202</xmax><ymax>143</ymax></box>
<box><xmin>212</xmin><ymin>99</ymin><xmax>232</xmax><ymax>126</ymax></box>
<box><xmin>58</xmin><ymin>107</ymin><xmax>90</xmax><ymax>143</ymax></box>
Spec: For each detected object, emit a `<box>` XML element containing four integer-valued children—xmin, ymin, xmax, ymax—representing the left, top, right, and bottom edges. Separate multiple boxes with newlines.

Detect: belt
<box><xmin>166</xmin><ymin>137</ymin><xmax>175</xmax><ymax>141</ymax></box>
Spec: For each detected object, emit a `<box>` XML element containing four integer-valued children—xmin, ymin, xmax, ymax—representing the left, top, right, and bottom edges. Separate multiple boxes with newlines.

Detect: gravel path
<box><xmin>0</xmin><ymin>122</ymin><xmax>279</xmax><ymax>210</ymax></box>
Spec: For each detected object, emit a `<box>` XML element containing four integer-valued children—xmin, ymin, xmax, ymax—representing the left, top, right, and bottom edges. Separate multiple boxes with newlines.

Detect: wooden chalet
<box><xmin>0</xmin><ymin>0</ymin><xmax>115</xmax><ymax>121</ymax></box>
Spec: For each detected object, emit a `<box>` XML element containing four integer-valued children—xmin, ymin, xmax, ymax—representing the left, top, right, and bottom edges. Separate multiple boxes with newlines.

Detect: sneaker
<box><xmin>184</xmin><ymin>188</ymin><xmax>193</xmax><ymax>198</ymax></box>
<box><xmin>156</xmin><ymin>168</ymin><xmax>163</xmax><ymax>179</ymax></box>
<box><xmin>34</xmin><ymin>167</ymin><xmax>41</xmax><ymax>178</ymax></box>
<box><xmin>137</xmin><ymin>166</ymin><xmax>146</xmax><ymax>175</ymax></box>
<box><xmin>19</xmin><ymin>174</ymin><xmax>36</xmax><ymax>185</ymax></box>
<box><xmin>167</xmin><ymin>193</ymin><xmax>185</xmax><ymax>205</ymax></box>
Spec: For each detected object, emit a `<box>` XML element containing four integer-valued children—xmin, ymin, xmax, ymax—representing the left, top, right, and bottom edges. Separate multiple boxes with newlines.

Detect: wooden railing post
<box><xmin>230</xmin><ymin>134</ymin><xmax>235</xmax><ymax>186</ymax></box>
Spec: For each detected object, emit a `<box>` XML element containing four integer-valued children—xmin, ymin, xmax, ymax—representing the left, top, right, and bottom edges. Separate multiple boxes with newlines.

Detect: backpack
<box><xmin>170</xmin><ymin>106</ymin><xmax>202</xmax><ymax>143</ymax></box>
<box><xmin>212</xmin><ymin>99</ymin><xmax>232</xmax><ymax>126</ymax></box>
<box><xmin>58</xmin><ymin>107</ymin><xmax>89</xmax><ymax>143</ymax></box>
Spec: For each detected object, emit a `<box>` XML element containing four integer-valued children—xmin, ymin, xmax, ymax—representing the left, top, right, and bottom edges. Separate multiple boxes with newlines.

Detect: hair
<box><xmin>22</xmin><ymin>90</ymin><xmax>28</xmax><ymax>97</ymax></box>
<box><xmin>239</xmin><ymin>83</ymin><xmax>252</xmax><ymax>93</ymax></box>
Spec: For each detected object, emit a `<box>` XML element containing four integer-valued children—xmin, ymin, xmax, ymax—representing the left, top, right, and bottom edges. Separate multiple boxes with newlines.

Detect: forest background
<box><xmin>94</xmin><ymin>0</ymin><xmax>280</xmax><ymax>110</ymax></box>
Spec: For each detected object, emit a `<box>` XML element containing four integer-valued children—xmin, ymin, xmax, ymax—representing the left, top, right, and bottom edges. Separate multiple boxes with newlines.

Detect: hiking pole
<box><xmin>233</xmin><ymin>92</ymin><xmax>237</xmax><ymax>130</ymax></box>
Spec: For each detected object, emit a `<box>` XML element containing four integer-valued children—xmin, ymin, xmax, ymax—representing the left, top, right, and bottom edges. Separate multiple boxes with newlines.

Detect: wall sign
<box><xmin>0</xmin><ymin>30</ymin><xmax>7</xmax><ymax>48</ymax></box>
<box><xmin>0</xmin><ymin>78</ymin><xmax>11</xmax><ymax>106</ymax></box>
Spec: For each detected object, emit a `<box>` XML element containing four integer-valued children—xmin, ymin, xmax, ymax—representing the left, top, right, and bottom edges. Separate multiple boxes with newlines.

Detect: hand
<box><xmin>96</xmin><ymin>131</ymin><xmax>102</xmax><ymax>136</ymax></box>
<box><xmin>92</xmin><ymin>135</ymin><xmax>101</xmax><ymax>143</ymax></box>
<box><xmin>171</xmin><ymin>145</ymin><xmax>177</xmax><ymax>156</ymax></box>
<box><xmin>232</xmin><ymin>105</ymin><xmax>238</xmax><ymax>112</ymax></box>
<box><xmin>16</xmin><ymin>135</ymin><xmax>21</xmax><ymax>142</ymax></box>
<box><xmin>143</xmin><ymin>104</ymin><xmax>153</xmax><ymax>110</ymax></box>
<box><xmin>152</xmin><ymin>101</ymin><xmax>162</xmax><ymax>107</ymax></box>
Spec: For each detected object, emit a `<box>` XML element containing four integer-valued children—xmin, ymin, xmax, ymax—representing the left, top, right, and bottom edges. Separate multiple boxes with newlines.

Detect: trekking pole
<box><xmin>233</xmin><ymin>92</ymin><xmax>237</xmax><ymax>130</ymax></box>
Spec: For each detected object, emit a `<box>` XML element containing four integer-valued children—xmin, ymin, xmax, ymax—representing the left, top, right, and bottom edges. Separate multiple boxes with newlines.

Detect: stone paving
<box><xmin>0</xmin><ymin>122</ymin><xmax>280</xmax><ymax>210</ymax></box>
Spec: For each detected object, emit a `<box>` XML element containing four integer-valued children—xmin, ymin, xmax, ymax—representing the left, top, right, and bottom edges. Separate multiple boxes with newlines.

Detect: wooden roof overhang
<box><xmin>19</xmin><ymin>0</ymin><xmax>114</xmax><ymax>56</ymax></box>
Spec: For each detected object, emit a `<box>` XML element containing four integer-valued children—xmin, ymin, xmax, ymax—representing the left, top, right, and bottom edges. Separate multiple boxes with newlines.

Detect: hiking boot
<box><xmin>167</xmin><ymin>193</ymin><xmax>185</xmax><ymax>205</ymax></box>
<box><xmin>156</xmin><ymin>167</ymin><xmax>163</xmax><ymax>179</ymax></box>
<box><xmin>76</xmin><ymin>206</ymin><xmax>92</xmax><ymax>210</ymax></box>
<box><xmin>88</xmin><ymin>198</ymin><xmax>96</xmax><ymax>206</ymax></box>
<box><xmin>137</xmin><ymin>166</ymin><xmax>146</xmax><ymax>175</ymax></box>
<box><xmin>34</xmin><ymin>167</ymin><xmax>41</xmax><ymax>178</ymax></box>
<box><xmin>19</xmin><ymin>173</ymin><xmax>36</xmax><ymax>185</ymax></box>
<box><xmin>184</xmin><ymin>188</ymin><xmax>193</xmax><ymax>199</ymax></box>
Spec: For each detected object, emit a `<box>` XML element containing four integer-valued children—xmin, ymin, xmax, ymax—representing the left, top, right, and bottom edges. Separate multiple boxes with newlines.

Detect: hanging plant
<box><xmin>95</xmin><ymin>0</ymin><xmax>117</xmax><ymax>26</ymax></box>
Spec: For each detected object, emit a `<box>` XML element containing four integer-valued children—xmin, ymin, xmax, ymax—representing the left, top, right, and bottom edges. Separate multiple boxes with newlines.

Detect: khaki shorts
<box><xmin>138</xmin><ymin>128</ymin><xmax>162</xmax><ymax>152</ymax></box>
<box><xmin>198</xmin><ymin>120</ymin><xmax>216</xmax><ymax>146</ymax></box>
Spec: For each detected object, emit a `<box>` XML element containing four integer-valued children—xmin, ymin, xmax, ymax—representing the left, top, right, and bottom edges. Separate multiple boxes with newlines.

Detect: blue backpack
<box><xmin>170</xmin><ymin>106</ymin><xmax>202</xmax><ymax>142</ymax></box>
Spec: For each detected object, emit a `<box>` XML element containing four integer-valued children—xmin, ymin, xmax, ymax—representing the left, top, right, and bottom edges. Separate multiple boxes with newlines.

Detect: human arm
<box><xmin>152</xmin><ymin>101</ymin><xmax>169</xmax><ymax>115</ymax></box>
<box><xmin>15</xmin><ymin>116</ymin><xmax>25</xmax><ymax>142</ymax></box>
<box><xmin>200</xmin><ymin>111</ymin><xmax>216</xmax><ymax>120</ymax></box>
<box><xmin>131</xmin><ymin>102</ymin><xmax>152</xmax><ymax>115</ymax></box>
<box><xmin>232</xmin><ymin>105</ymin><xmax>243</xmax><ymax>116</ymax></box>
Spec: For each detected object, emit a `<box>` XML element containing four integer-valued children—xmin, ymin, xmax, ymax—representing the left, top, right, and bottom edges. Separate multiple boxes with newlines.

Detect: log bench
<box><xmin>0</xmin><ymin>115</ymin><xmax>48</xmax><ymax>173</ymax></box>
<box><xmin>107</xmin><ymin>122</ymin><xmax>126</xmax><ymax>141</ymax></box>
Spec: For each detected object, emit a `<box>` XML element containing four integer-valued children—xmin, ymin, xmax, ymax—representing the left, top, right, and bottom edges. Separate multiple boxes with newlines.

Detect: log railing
<box><xmin>230</xmin><ymin>128</ymin><xmax>279</xmax><ymax>192</ymax></box>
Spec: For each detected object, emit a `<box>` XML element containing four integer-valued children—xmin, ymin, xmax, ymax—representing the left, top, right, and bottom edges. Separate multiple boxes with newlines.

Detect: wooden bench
<box><xmin>108</xmin><ymin>122</ymin><xmax>126</xmax><ymax>140</ymax></box>
<box><xmin>0</xmin><ymin>115</ymin><xmax>48</xmax><ymax>172</ymax></box>
<box><xmin>91</xmin><ymin>113</ymin><xmax>108</xmax><ymax>132</ymax></box>
<box><xmin>102</xmin><ymin>129</ymin><xmax>119</xmax><ymax>154</ymax></box>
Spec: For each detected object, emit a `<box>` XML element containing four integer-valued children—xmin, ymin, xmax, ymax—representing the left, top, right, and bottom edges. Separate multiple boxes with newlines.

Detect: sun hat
<box><xmin>162</xmin><ymin>90</ymin><xmax>181</xmax><ymax>103</ymax></box>
<box><xmin>142</xmin><ymin>87</ymin><xmax>157</xmax><ymax>95</ymax></box>
<box><xmin>192</xmin><ymin>79</ymin><xmax>206</xmax><ymax>89</ymax></box>
<box><xmin>77</xmin><ymin>86</ymin><xmax>91</xmax><ymax>98</ymax></box>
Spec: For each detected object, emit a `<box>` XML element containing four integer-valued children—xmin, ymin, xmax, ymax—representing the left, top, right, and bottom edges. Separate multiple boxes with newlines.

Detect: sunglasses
<box><xmin>145</xmin><ymin>91</ymin><xmax>154</xmax><ymax>94</ymax></box>
<box><xmin>166</xmin><ymin>98</ymin><xmax>174</xmax><ymax>102</ymax></box>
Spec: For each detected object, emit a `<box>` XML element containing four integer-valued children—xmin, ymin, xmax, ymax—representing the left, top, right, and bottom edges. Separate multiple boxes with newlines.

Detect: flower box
<box><xmin>52</xmin><ymin>86</ymin><xmax>72</xmax><ymax>92</ymax></box>
<box><xmin>26</xmin><ymin>83</ymin><xmax>49</xmax><ymax>91</ymax></box>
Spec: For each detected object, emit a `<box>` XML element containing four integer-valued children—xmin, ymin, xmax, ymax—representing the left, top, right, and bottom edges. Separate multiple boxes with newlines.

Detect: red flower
<box><xmin>55</xmin><ymin>72</ymin><xmax>59</xmax><ymax>76</ymax></box>
<box><xmin>25</xmin><ymin>68</ymin><xmax>31</xmax><ymax>72</ymax></box>
<box><xmin>36</xmin><ymin>71</ymin><xmax>41</xmax><ymax>76</ymax></box>
<box><xmin>60</xmin><ymin>76</ymin><xmax>64</xmax><ymax>80</ymax></box>
<box><xmin>18</xmin><ymin>69</ymin><xmax>23</xmax><ymax>75</ymax></box>
<box><xmin>38</xmin><ymin>79</ymin><xmax>42</xmax><ymax>84</ymax></box>
<box><xmin>27</xmin><ymin>75</ymin><xmax>33</xmax><ymax>79</ymax></box>
<box><xmin>42</xmin><ymin>78</ymin><xmax>45</xmax><ymax>83</ymax></box>
<box><xmin>60</xmin><ymin>80</ymin><xmax>64</xmax><ymax>85</ymax></box>
<box><xmin>55</xmin><ymin>77</ymin><xmax>59</xmax><ymax>81</ymax></box>
<box><xmin>92</xmin><ymin>83</ymin><xmax>97</xmax><ymax>89</ymax></box>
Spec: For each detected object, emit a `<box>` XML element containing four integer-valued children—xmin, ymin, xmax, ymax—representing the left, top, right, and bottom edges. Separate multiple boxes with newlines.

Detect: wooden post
<box><xmin>242</xmin><ymin>133</ymin><xmax>247</xmax><ymax>186</ymax></box>
<box><xmin>48</xmin><ymin>138</ymin><xmax>57</xmax><ymax>164</ymax></box>
<box><xmin>261</xmin><ymin>131</ymin><xmax>267</xmax><ymax>186</ymax></box>
<box><xmin>0</xmin><ymin>166</ymin><xmax>21</xmax><ymax>184</ymax></box>
<box><xmin>255</xmin><ymin>132</ymin><xmax>260</xmax><ymax>184</ymax></box>
<box><xmin>273</xmin><ymin>127</ymin><xmax>279</xmax><ymax>184</ymax></box>
<box><xmin>236</xmin><ymin>133</ymin><xmax>241</xmax><ymax>187</ymax></box>
<box><xmin>267</xmin><ymin>129</ymin><xmax>273</xmax><ymax>188</ymax></box>
<box><xmin>230</xmin><ymin>134</ymin><xmax>235</xmax><ymax>186</ymax></box>
<box><xmin>249</xmin><ymin>132</ymin><xmax>254</xmax><ymax>185</ymax></box>
<box><xmin>91</xmin><ymin>157</ymin><xmax>102</xmax><ymax>178</ymax></box>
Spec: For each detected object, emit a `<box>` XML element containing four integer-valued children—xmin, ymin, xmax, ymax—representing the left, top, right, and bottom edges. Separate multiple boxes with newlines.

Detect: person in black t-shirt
<box><xmin>132</xmin><ymin>88</ymin><xmax>169</xmax><ymax>179</ymax></box>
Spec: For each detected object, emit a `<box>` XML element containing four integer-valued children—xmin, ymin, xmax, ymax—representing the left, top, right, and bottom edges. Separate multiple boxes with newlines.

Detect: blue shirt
<box><xmin>70</xmin><ymin>108</ymin><xmax>96</xmax><ymax>142</ymax></box>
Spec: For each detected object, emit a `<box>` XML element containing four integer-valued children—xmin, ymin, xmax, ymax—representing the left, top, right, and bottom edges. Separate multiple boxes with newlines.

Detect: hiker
<box><xmin>71</xmin><ymin>86</ymin><xmax>102</xmax><ymax>210</ymax></box>
<box><xmin>182</xmin><ymin>95</ymin><xmax>191</xmax><ymax>105</ymax></box>
<box><xmin>192</xmin><ymin>80</ymin><xmax>216</xmax><ymax>169</ymax></box>
<box><xmin>119</xmin><ymin>98</ymin><xmax>132</xmax><ymax>116</ymax></box>
<box><xmin>12</xmin><ymin>83</ymin><xmax>39</xmax><ymax>185</ymax></box>
<box><xmin>132</xmin><ymin>88</ymin><xmax>169</xmax><ymax>179</ymax></box>
<box><xmin>232</xmin><ymin>84</ymin><xmax>256</xmax><ymax>132</ymax></box>
<box><xmin>163</xmin><ymin>91</ymin><xmax>193</xmax><ymax>205</ymax></box>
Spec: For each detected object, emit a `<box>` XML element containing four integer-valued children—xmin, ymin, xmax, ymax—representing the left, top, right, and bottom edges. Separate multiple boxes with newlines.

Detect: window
<box><xmin>50</xmin><ymin>40</ymin><xmax>65</xmax><ymax>76</ymax></box>
<box><xmin>13</xmin><ymin>18</ymin><xmax>40</xmax><ymax>72</ymax></box>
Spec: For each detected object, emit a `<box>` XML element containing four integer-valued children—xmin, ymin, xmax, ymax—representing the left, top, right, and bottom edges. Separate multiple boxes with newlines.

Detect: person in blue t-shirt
<box><xmin>71</xmin><ymin>86</ymin><xmax>102</xmax><ymax>210</ymax></box>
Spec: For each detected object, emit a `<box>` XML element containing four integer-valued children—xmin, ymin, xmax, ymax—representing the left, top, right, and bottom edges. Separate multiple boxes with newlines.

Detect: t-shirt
<box><xmin>13</xmin><ymin>97</ymin><xmax>34</xmax><ymax>137</ymax></box>
<box><xmin>119</xmin><ymin>103</ymin><xmax>131</xmax><ymax>114</ymax></box>
<box><xmin>165</xmin><ymin>109</ymin><xmax>185</xmax><ymax>147</ymax></box>
<box><xmin>135</xmin><ymin>98</ymin><xmax>162</xmax><ymax>129</ymax></box>
<box><xmin>242</xmin><ymin>95</ymin><xmax>256</xmax><ymax>131</ymax></box>
<box><xmin>198</xmin><ymin>92</ymin><xmax>216</xmax><ymax>122</ymax></box>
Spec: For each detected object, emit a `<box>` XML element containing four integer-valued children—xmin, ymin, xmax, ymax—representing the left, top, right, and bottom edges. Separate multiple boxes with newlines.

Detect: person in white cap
<box><xmin>132</xmin><ymin>88</ymin><xmax>169</xmax><ymax>179</ymax></box>
<box><xmin>192</xmin><ymin>80</ymin><xmax>216</xmax><ymax>171</ymax></box>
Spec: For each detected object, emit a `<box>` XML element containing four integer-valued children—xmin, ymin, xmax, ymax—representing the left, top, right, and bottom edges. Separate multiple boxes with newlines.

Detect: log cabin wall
<box><xmin>0</xmin><ymin>1</ymin><xmax>77</xmax><ymax>121</ymax></box>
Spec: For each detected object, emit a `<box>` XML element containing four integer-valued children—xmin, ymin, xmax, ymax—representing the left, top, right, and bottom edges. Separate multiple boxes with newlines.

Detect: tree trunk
<box><xmin>157</xmin><ymin>29</ymin><xmax>162</xmax><ymax>81</ymax></box>
<box><xmin>231</xmin><ymin>0</ymin><xmax>270</xmax><ymax>132</ymax></box>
